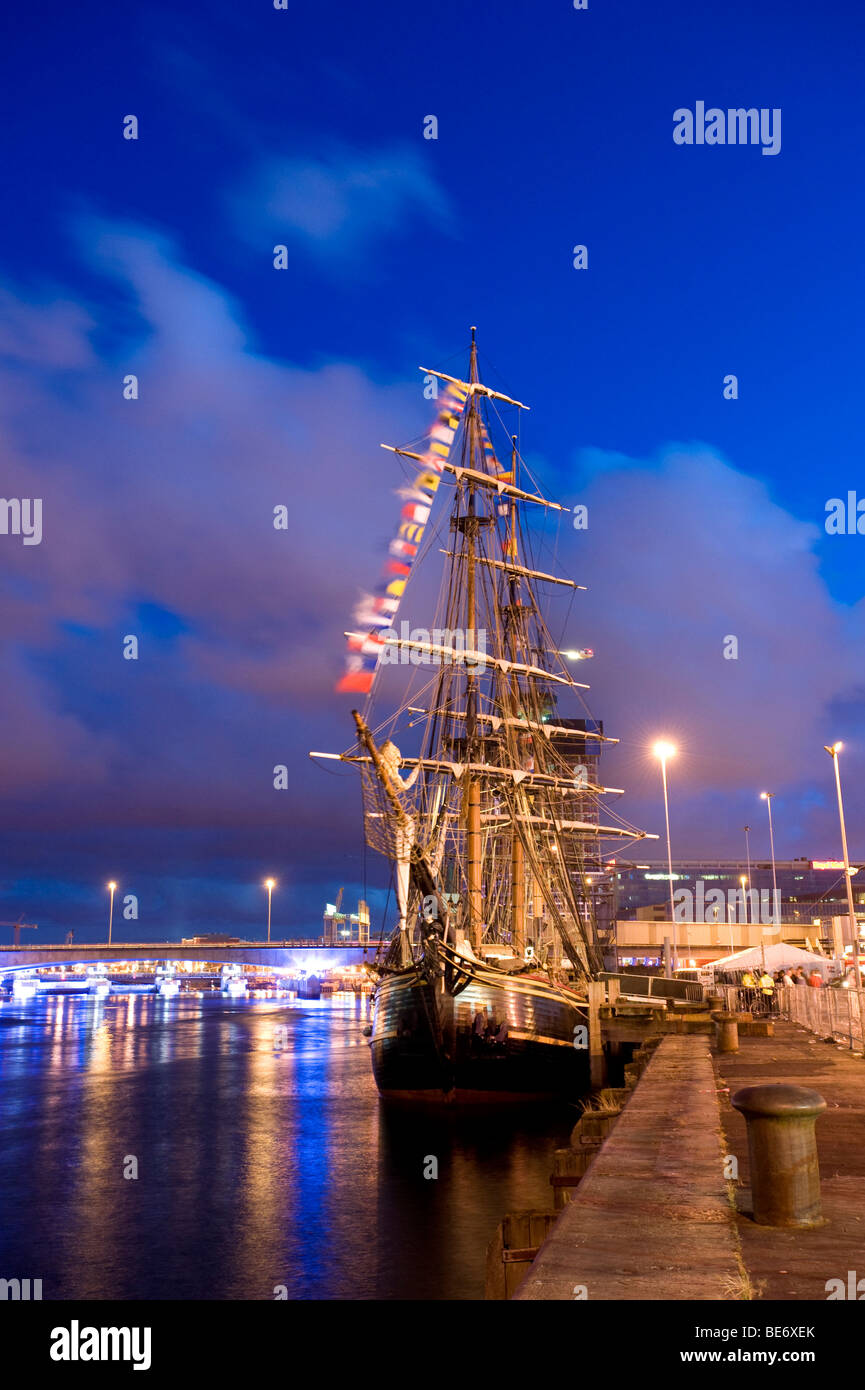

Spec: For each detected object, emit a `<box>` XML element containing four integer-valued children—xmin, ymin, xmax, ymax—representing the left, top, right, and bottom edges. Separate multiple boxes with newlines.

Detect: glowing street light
<box><xmin>823</xmin><ymin>742</ymin><xmax>862</xmax><ymax>991</ymax></box>
<box><xmin>264</xmin><ymin>878</ymin><xmax>276</xmax><ymax>943</ymax></box>
<box><xmin>652</xmin><ymin>741</ymin><xmax>677</xmax><ymax>976</ymax></box>
<box><xmin>107</xmin><ymin>881</ymin><xmax>117</xmax><ymax>946</ymax></box>
<box><xmin>759</xmin><ymin>793</ymin><xmax>780</xmax><ymax>973</ymax></box>
<box><xmin>739</xmin><ymin>874</ymin><xmax>748</xmax><ymax>934</ymax></box>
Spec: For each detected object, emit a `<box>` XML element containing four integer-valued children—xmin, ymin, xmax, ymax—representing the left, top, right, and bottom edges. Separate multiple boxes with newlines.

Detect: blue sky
<box><xmin>1</xmin><ymin>0</ymin><xmax>864</xmax><ymax>940</ymax></box>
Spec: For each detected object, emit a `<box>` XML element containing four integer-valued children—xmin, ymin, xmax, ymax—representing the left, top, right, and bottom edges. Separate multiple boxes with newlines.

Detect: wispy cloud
<box><xmin>228</xmin><ymin>143</ymin><xmax>454</xmax><ymax>263</ymax></box>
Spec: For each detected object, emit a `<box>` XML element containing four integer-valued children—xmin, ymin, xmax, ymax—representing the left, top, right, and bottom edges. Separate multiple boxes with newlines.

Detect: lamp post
<box><xmin>743</xmin><ymin>825</ymin><xmax>752</xmax><ymax>925</ymax></box>
<box><xmin>653</xmin><ymin>741</ymin><xmax>677</xmax><ymax>976</ymax></box>
<box><xmin>759</xmin><ymin>794</ymin><xmax>778</xmax><ymax>974</ymax></box>
<box><xmin>107</xmin><ymin>881</ymin><xmax>117</xmax><ymax>946</ymax></box>
<box><xmin>823</xmin><ymin>743</ymin><xmax>861</xmax><ymax>991</ymax></box>
<box><xmin>739</xmin><ymin>875</ymin><xmax>747</xmax><ymax>943</ymax></box>
<box><xmin>264</xmin><ymin>878</ymin><xmax>276</xmax><ymax>944</ymax></box>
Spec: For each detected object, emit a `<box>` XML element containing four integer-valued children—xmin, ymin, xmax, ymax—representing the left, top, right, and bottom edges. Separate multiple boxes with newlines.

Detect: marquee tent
<box><xmin>709</xmin><ymin>942</ymin><xmax>838</xmax><ymax>979</ymax></box>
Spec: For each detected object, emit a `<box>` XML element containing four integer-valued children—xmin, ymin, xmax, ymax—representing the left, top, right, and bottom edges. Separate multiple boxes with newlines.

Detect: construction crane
<box><xmin>1</xmin><ymin>919</ymin><xmax>38</xmax><ymax>947</ymax></box>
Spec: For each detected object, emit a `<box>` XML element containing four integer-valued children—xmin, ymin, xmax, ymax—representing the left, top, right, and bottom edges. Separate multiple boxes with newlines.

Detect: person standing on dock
<box><xmin>758</xmin><ymin>970</ymin><xmax>776</xmax><ymax>1014</ymax></box>
<box><xmin>472</xmin><ymin>1005</ymin><xmax>487</xmax><ymax>1053</ymax></box>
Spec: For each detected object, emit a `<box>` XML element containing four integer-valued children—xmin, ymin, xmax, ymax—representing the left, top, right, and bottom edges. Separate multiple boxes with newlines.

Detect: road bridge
<box><xmin>0</xmin><ymin>941</ymin><xmax>376</xmax><ymax>974</ymax></box>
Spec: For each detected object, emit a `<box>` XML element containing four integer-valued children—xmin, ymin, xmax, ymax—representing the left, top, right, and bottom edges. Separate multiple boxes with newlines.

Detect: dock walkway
<box><xmin>513</xmin><ymin>1035</ymin><xmax>742</xmax><ymax>1300</ymax></box>
<box><xmin>717</xmin><ymin>1020</ymin><xmax>865</xmax><ymax>1300</ymax></box>
<box><xmin>514</xmin><ymin>1020</ymin><xmax>865</xmax><ymax>1301</ymax></box>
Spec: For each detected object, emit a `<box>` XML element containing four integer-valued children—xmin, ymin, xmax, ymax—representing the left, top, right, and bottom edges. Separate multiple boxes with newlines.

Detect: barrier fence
<box><xmin>779</xmin><ymin>985</ymin><xmax>865</xmax><ymax>1054</ymax></box>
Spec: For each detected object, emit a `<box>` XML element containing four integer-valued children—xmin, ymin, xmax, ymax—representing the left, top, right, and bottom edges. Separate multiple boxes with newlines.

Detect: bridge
<box><xmin>0</xmin><ymin>941</ymin><xmax>378</xmax><ymax>974</ymax></box>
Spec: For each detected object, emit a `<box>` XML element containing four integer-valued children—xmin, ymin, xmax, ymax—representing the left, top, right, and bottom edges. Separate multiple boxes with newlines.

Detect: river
<box><xmin>0</xmin><ymin>991</ymin><xmax>572</xmax><ymax>1300</ymax></box>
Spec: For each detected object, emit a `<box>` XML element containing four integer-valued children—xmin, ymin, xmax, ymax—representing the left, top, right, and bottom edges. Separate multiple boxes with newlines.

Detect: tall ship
<box><xmin>312</xmin><ymin>331</ymin><xmax>652</xmax><ymax>1102</ymax></box>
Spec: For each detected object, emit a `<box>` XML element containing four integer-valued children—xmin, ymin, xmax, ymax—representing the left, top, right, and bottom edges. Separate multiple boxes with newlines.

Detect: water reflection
<box><xmin>0</xmin><ymin>993</ymin><xmax>569</xmax><ymax>1299</ymax></box>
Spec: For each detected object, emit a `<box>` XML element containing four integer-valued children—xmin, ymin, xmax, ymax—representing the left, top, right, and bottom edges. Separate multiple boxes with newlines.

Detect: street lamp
<box><xmin>739</xmin><ymin>875</ymin><xmax>747</xmax><ymax>937</ymax></box>
<box><xmin>759</xmin><ymin>793</ymin><xmax>779</xmax><ymax>971</ymax></box>
<box><xmin>107</xmin><ymin>881</ymin><xmax>117</xmax><ymax>946</ymax></box>
<box><xmin>743</xmin><ymin>825</ymin><xmax>752</xmax><ymax>923</ymax></box>
<box><xmin>652</xmin><ymin>741</ymin><xmax>677</xmax><ymax>976</ymax></box>
<box><xmin>264</xmin><ymin>878</ymin><xmax>276</xmax><ymax>943</ymax></box>
<box><xmin>823</xmin><ymin>743</ymin><xmax>862</xmax><ymax>991</ymax></box>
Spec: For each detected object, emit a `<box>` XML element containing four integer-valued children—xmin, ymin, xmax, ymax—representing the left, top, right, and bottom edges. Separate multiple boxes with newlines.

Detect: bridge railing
<box><xmin>0</xmin><ymin>939</ymin><xmax>374</xmax><ymax>952</ymax></box>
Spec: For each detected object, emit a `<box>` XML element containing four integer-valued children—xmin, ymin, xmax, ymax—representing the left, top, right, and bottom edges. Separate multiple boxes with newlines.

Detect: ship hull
<box><xmin>370</xmin><ymin>964</ymin><xmax>588</xmax><ymax>1103</ymax></box>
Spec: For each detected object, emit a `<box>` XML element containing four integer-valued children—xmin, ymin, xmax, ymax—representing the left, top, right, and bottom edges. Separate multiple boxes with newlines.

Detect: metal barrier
<box><xmin>600</xmin><ymin>972</ymin><xmax>703</xmax><ymax>1003</ymax></box>
<box><xmin>779</xmin><ymin>985</ymin><xmax>865</xmax><ymax>1054</ymax></box>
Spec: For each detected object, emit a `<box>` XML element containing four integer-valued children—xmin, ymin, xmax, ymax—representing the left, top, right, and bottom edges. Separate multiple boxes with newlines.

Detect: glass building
<box><xmin>610</xmin><ymin>858</ymin><xmax>865</xmax><ymax>924</ymax></box>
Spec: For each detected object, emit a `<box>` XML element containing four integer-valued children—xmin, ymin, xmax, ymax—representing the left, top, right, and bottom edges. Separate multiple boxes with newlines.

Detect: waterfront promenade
<box><xmin>718</xmin><ymin>1022</ymin><xmax>865</xmax><ymax>1300</ymax></box>
<box><xmin>512</xmin><ymin>1017</ymin><xmax>865</xmax><ymax>1301</ymax></box>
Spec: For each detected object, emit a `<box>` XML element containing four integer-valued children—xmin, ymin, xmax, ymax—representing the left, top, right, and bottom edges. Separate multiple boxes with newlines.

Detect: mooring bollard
<box><xmin>707</xmin><ymin>991</ymin><xmax>724</xmax><ymax>1012</ymax></box>
<box><xmin>731</xmin><ymin>1084</ymin><xmax>827</xmax><ymax>1227</ymax></box>
<box><xmin>714</xmin><ymin>1011</ymin><xmax>739</xmax><ymax>1053</ymax></box>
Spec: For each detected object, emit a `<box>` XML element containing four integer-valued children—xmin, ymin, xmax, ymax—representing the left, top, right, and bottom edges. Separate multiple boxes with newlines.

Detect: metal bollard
<box><xmin>714</xmin><ymin>1011</ymin><xmax>739</xmax><ymax>1053</ymax></box>
<box><xmin>731</xmin><ymin>1084</ymin><xmax>827</xmax><ymax>1227</ymax></box>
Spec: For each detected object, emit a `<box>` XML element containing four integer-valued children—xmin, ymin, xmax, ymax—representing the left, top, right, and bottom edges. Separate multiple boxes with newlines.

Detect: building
<box><xmin>613</xmin><ymin>915</ymin><xmax>859</xmax><ymax>969</ymax></box>
<box><xmin>611</xmin><ymin>858</ymin><xmax>865</xmax><ymax>924</ymax></box>
<box><xmin>322</xmin><ymin>899</ymin><xmax>370</xmax><ymax>945</ymax></box>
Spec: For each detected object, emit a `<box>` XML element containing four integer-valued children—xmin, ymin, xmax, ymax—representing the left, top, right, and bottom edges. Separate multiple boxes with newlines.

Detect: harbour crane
<box><xmin>1</xmin><ymin>919</ymin><xmax>38</xmax><ymax>947</ymax></box>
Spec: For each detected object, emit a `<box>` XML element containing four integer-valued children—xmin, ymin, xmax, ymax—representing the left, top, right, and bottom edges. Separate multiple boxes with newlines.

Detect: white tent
<box><xmin>710</xmin><ymin>942</ymin><xmax>838</xmax><ymax>979</ymax></box>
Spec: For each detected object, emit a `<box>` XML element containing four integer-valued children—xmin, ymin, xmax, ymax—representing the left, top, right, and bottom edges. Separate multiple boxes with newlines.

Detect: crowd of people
<box><xmin>471</xmin><ymin>1005</ymin><xmax>508</xmax><ymax>1052</ymax></box>
<box><xmin>738</xmin><ymin>964</ymin><xmax>825</xmax><ymax>1013</ymax></box>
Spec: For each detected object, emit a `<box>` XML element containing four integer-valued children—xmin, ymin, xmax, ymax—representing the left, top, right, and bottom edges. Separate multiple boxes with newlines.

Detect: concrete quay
<box><xmin>717</xmin><ymin>1020</ymin><xmax>865</xmax><ymax>1300</ymax></box>
<box><xmin>498</xmin><ymin>1013</ymin><xmax>865</xmax><ymax>1301</ymax></box>
<box><xmin>511</xmin><ymin>1036</ymin><xmax>742</xmax><ymax>1300</ymax></box>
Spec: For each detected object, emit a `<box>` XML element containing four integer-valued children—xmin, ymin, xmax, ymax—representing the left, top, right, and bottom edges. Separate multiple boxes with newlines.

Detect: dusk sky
<box><xmin>1</xmin><ymin>0</ymin><xmax>864</xmax><ymax>942</ymax></box>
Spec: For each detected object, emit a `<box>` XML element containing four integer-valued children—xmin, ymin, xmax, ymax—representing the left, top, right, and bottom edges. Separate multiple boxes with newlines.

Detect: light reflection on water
<box><xmin>0</xmin><ymin>992</ymin><xmax>570</xmax><ymax>1300</ymax></box>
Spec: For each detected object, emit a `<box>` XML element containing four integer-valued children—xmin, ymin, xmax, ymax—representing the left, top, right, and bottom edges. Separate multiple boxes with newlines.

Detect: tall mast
<box><xmin>507</xmin><ymin>433</ymin><xmax>526</xmax><ymax>957</ymax></box>
<box><xmin>464</xmin><ymin>327</ymin><xmax>483</xmax><ymax>952</ymax></box>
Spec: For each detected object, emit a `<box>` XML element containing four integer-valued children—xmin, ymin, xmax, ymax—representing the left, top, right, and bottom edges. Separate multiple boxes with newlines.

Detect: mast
<box><xmin>507</xmin><ymin>434</ymin><xmax>526</xmax><ymax>958</ymax></box>
<box><xmin>464</xmin><ymin>327</ymin><xmax>483</xmax><ymax>953</ymax></box>
<box><xmin>316</xmin><ymin>328</ymin><xmax>657</xmax><ymax>980</ymax></box>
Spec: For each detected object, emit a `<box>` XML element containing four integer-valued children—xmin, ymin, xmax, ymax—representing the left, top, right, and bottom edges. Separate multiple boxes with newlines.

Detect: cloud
<box><xmin>2</xmin><ymin>222</ymin><xmax>863</xmax><ymax>921</ymax></box>
<box><xmin>560</xmin><ymin>446</ymin><xmax>865</xmax><ymax>850</ymax></box>
<box><xmin>0</xmin><ymin>290</ymin><xmax>95</xmax><ymax>369</ymax></box>
<box><xmin>228</xmin><ymin>143</ymin><xmax>453</xmax><ymax>261</ymax></box>
<box><xmin>0</xmin><ymin>221</ymin><xmax>428</xmax><ymax>846</ymax></box>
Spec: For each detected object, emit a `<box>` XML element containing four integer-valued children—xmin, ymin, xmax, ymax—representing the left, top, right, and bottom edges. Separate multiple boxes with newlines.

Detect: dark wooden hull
<box><xmin>370</xmin><ymin>964</ymin><xmax>588</xmax><ymax>1103</ymax></box>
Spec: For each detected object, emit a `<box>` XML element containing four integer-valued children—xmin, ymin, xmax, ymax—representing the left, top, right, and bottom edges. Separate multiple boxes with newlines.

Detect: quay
<box><xmin>490</xmin><ymin>988</ymin><xmax>865</xmax><ymax>1301</ymax></box>
<box><xmin>718</xmin><ymin>1021</ymin><xmax>865</xmax><ymax>1300</ymax></box>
